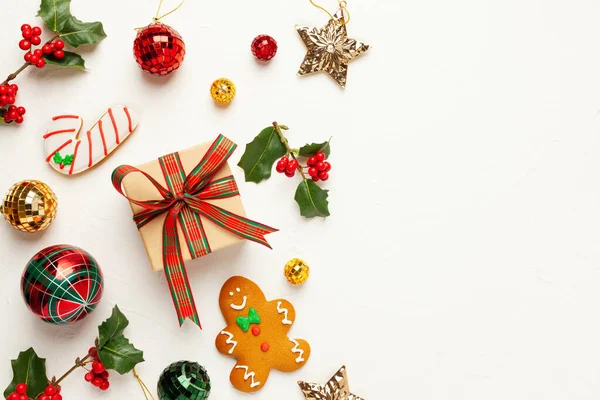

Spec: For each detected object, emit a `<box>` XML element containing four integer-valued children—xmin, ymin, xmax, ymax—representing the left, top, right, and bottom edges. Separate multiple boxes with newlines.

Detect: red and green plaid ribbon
<box><xmin>111</xmin><ymin>135</ymin><xmax>277</xmax><ymax>328</ymax></box>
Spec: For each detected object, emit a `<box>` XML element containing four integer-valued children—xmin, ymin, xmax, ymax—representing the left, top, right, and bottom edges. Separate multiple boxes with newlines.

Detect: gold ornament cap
<box><xmin>210</xmin><ymin>78</ymin><xmax>236</xmax><ymax>104</ymax></box>
<box><xmin>284</xmin><ymin>258</ymin><xmax>310</xmax><ymax>285</ymax></box>
<box><xmin>1</xmin><ymin>180</ymin><xmax>58</xmax><ymax>233</ymax></box>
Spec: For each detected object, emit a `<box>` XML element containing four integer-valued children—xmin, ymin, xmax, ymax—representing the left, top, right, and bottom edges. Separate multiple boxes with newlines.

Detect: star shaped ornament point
<box><xmin>298</xmin><ymin>366</ymin><xmax>365</xmax><ymax>400</ymax></box>
<box><xmin>296</xmin><ymin>11</ymin><xmax>369</xmax><ymax>88</ymax></box>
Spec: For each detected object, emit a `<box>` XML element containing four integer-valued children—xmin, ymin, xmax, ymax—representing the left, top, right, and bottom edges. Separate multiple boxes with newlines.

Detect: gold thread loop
<box><xmin>155</xmin><ymin>0</ymin><xmax>185</xmax><ymax>22</ymax></box>
<box><xmin>133</xmin><ymin>368</ymin><xmax>156</xmax><ymax>400</ymax></box>
<box><xmin>309</xmin><ymin>0</ymin><xmax>351</xmax><ymax>25</ymax></box>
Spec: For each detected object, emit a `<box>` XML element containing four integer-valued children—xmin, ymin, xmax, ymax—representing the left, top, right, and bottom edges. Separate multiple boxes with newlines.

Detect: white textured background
<box><xmin>1</xmin><ymin>0</ymin><xmax>600</xmax><ymax>399</ymax></box>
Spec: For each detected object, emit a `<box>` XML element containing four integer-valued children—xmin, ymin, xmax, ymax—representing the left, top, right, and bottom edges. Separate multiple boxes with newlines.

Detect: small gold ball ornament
<box><xmin>284</xmin><ymin>258</ymin><xmax>310</xmax><ymax>285</ymax></box>
<box><xmin>210</xmin><ymin>78</ymin><xmax>236</xmax><ymax>104</ymax></box>
<box><xmin>1</xmin><ymin>180</ymin><xmax>58</xmax><ymax>233</ymax></box>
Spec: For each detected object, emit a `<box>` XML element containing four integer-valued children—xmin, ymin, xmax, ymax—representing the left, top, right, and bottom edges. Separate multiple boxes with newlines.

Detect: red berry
<box><xmin>22</xmin><ymin>29</ymin><xmax>32</xmax><ymax>40</ymax></box>
<box><xmin>54</xmin><ymin>40</ymin><xmax>65</xmax><ymax>50</ymax></box>
<box><xmin>39</xmin><ymin>395</ymin><xmax>50</xmax><ymax>400</ymax></box>
<box><xmin>85</xmin><ymin>372</ymin><xmax>94</xmax><ymax>382</ymax></box>
<box><xmin>279</xmin><ymin>156</ymin><xmax>289</xmax><ymax>165</ymax></box>
<box><xmin>307</xmin><ymin>156</ymin><xmax>317</xmax><ymax>166</ymax></box>
<box><xmin>53</xmin><ymin>50</ymin><xmax>65</xmax><ymax>60</ymax></box>
<box><xmin>285</xmin><ymin>170</ymin><xmax>295</xmax><ymax>178</ymax></box>
<box><xmin>8</xmin><ymin>105</ymin><xmax>17</xmax><ymax>112</ymax></box>
<box><xmin>30</xmin><ymin>36</ymin><xmax>41</xmax><ymax>46</ymax></box>
<box><xmin>9</xmin><ymin>393</ymin><xmax>19</xmax><ymax>400</ymax></box>
<box><xmin>15</xmin><ymin>383</ymin><xmax>27</xmax><ymax>394</ymax></box>
<box><xmin>17</xmin><ymin>107</ymin><xmax>25</xmax><ymax>115</ymax></box>
<box><xmin>36</xmin><ymin>59</ymin><xmax>46</xmax><ymax>69</ymax></box>
<box><xmin>318</xmin><ymin>172</ymin><xmax>329</xmax><ymax>181</ymax></box>
<box><xmin>0</xmin><ymin>96</ymin><xmax>7</xmax><ymax>106</ymax></box>
<box><xmin>45</xmin><ymin>385</ymin><xmax>57</xmax><ymax>396</ymax></box>
<box><xmin>275</xmin><ymin>165</ymin><xmax>285</xmax><ymax>173</ymax></box>
<box><xmin>53</xmin><ymin>393</ymin><xmax>63</xmax><ymax>400</ymax></box>
<box><xmin>88</xmin><ymin>347</ymin><xmax>98</xmax><ymax>357</ymax></box>
<box><xmin>24</xmin><ymin>53</ymin><xmax>32</xmax><ymax>62</ymax></box>
<box><xmin>92</xmin><ymin>377</ymin><xmax>103</xmax><ymax>387</ymax></box>
<box><xmin>100</xmin><ymin>370</ymin><xmax>109</xmax><ymax>379</ymax></box>
<box><xmin>33</xmin><ymin>49</ymin><xmax>43</xmax><ymax>57</ymax></box>
<box><xmin>21</xmin><ymin>24</ymin><xmax>31</xmax><ymax>32</ymax></box>
<box><xmin>92</xmin><ymin>361</ymin><xmax>105</xmax><ymax>374</ymax></box>
<box><xmin>323</xmin><ymin>162</ymin><xmax>331</xmax><ymax>172</ymax></box>
<box><xmin>8</xmin><ymin>96</ymin><xmax>16</xmax><ymax>104</ymax></box>
<box><xmin>42</xmin><ymin>44</ymin><xmax>53</xmax><ymax>54</ymax></box>
<box><xmin>316</xmin><ymin>162</ymin><xmax>326</xmax><ymax>171</ymax></box>
<box><xmin>316</xmin><ymin>152</ymin><xmax>326</xmax><ymax>162</ymax></box>
<box><xmin>100</xmin><ymin>381</ymin><xmax>110</xmax><ymax>391</ymax></box>
<box><xmin>19</xmin><ymin>395</ymin><xmax>27</xmax><ymax>400</ymax></box>
<box><xmin>286</xmin><ymin>159</ymin><xmax>299</xmax><ymax>173</ymax></box>
<box><xmin>32</xmin><ymin>26</ymin><xmax>42</xmax><ymax>36</ymax></box>
<box><xmin>10</xmin><ymin>84</ymin><xmax>18</xmax><ymax>92</ymax></box>
<box><xmin>308</xmin><ymin>167</ymin><xmax>318</xmax><ymax>177</ymax></box>
<box><xmin>0</xmin><ymin>86</ymin><xmax>6</xmax><ymax>95</ymax></box>
<box><xmin>312</xmin><ymin>176</ymin><xmax>320</xmax><ymax>182</ymax></box>
<box><xmin>19</xmin><ymin>40</ymin><xmax>31</xmax><ymax>50</ymax></box>
<box><xmin>8</xmin><ymin>110</ymin><xmax>18</xmax><ymax>120</ymax></box>
<box><xmin>6</xmin><ymin>87</ymin><xmax>14</xmax><ymax>96</ymax></box>
<box><xmin>15</xmin><ymin>116</ymin><xmax>24</xmax><ymax>124</ymax></box>
<box><xmin>30</xmin><ymin>55</ymin><xmax>39</xmax><ymax>64</ymax></box>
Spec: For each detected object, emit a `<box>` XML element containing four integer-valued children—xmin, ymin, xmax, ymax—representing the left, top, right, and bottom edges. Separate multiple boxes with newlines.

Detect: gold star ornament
<box><xmin>298</xmin><ymin>365</ymin><xmax>365</xmax><ymax>400</ymax></box>
<box><xmin>296</xmin><ymin>10</ymin><xmax>370</xmax><ymax>88</ymax></box>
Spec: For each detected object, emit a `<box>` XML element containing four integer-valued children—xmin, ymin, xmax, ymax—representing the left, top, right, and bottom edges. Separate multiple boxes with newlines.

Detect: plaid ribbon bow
<box><xmin>111</xmin><ymin>135</ymin><xmax>277</xmax><ymax>328</ymax></box>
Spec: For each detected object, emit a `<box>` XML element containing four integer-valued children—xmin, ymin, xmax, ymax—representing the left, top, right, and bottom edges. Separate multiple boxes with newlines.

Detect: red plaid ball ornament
<box><xmin>134</xmin><ymin>22</ymin><xmax>186</xmax><ymax>76</ymax></box>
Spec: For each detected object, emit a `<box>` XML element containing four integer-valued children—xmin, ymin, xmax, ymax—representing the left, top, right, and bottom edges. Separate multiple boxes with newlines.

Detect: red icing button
<box><xmin>252</xmin><ymin>327</ymin><xmax>260</xmax><ymax>336</ymax></box>
<box><xmin>261</xmin><ymin>342</ymin><xmax>270</xmax><ymax>352</ymax></box>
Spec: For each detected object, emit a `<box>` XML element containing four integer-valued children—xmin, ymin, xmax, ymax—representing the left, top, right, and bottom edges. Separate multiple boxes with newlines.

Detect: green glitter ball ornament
<box><xmin>157</xmin><ymin>361</ymin><xmax>211</xmax><ymax>400</ymax></box>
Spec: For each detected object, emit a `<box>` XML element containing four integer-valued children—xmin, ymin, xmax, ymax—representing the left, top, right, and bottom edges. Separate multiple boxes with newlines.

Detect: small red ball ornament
<box><xmin>251</xmin><ymin>34</ymin><xmax>278</xmax><ymax>61</ymax></box>
<box><xmin>133</xmin><ymin>22</ymin><xmax>186</xmax><ymax>76</ymax></box>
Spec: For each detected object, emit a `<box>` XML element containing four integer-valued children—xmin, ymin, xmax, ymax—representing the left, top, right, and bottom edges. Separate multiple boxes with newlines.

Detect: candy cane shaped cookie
<box><xmin>44</xmin><ymin>106</ymin><xmax>139</xmax><ymax>175</ymax></box>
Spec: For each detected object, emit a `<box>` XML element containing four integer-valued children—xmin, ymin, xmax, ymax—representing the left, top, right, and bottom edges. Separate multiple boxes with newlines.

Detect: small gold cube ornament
<box><xmin>284</xmin><ymin>258</ymin><xmax>310</xmax><ymax>285</ymax></box>
<box><xmin>210</xmin><ymin>78</ymin><xmax>236</xmax><ymax>104</ymax></box>
<box><xmin>1</xmin><ymin>180</ymin><xmax>58</xmax><ymax>233</ymax></box>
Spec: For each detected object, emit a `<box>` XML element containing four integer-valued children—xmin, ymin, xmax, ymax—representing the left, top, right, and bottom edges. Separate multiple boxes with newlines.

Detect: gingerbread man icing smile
<box><xmin>215</xmin><ymin>276</ymin><xmax>311</xmax><ymax>393</ymax></box>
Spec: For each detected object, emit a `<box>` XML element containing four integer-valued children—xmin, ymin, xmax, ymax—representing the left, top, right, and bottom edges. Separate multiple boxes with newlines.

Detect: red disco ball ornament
<box><xmin>133</xmin><ymin>22</ymin><xmax>186</xmax><ymax>76</ymax></box>
<box><xmin>251</xmin><ymin>34</ymin><xmax>278</xmax><ymax>61</ymax></box>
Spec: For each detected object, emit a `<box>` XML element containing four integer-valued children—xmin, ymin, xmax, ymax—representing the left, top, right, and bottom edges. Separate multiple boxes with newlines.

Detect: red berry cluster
<box><xmin>276</xmin><ymin>151</ymin><xmax>331</xmax><ymax>182</ymax></box>
<box><xmin>83</xmin><ymin>347</ymin><xmax>110</xmax><ymax>391</ymax></box>
<box><xmin>276</xmin><ymin>156</ymin><xmax>300</xmax><ymax>177</ymax></box>
<box><xmin>6</xmin><ymin>383</ymin><xmax>62</xmax><ymax>400</ymax></box>
<box><xmin>39</xmin><ymin>384</ymin><xmax>62</xmax><ymax>400</ymax></box>
<box><xmin>0</xmin><ymin>84</ymin><xmax>26</xmax><ymax>124</ymax></box>
<box><xmin>18</xmin><ymin>24</ymin><xmax>65</xmax><ymax>70</ymax></box>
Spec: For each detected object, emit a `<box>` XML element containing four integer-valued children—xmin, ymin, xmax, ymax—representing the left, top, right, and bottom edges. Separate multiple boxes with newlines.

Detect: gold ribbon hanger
<box><xmin>309</xmin><ymin>0</ymin><xmax>351</xmax><ymax>25</ymax></box>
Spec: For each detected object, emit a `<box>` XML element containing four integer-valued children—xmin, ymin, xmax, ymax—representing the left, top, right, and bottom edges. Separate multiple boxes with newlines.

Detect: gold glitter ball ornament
<box><xmin>1</xmin><ymin>180</ymin><xmax>58</xmax><ymax>233</ymax></box>
<box><xmin>284</xmin><ymin>258</ymin><xmax>310</xmax><ymax>285</ymax></box>
<box><xmin>210</xmin><ymin>78</ymin><xmax>236</xmax><ymax>104</ymax></box>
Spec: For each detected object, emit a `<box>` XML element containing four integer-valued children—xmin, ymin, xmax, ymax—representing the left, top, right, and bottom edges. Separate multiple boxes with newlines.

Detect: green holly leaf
<box><xmin>298</xmin><ymin>140</ymin><xmax>331</xmax><ymax>158</ymax></box>
<box><xmin>59</xmin><ymin>16</ymin><xmax>106</xmax><ymax>48</ymax></box>
<box><xmin>44</xmin><ymin>51</ymin><xmax>86</xmax><ymax>69</ymax></box>
<box><xmin>3</xmin><ymin>348</ymin><xmax>49</xmax><ymax>398</ymax></box>
<box><xmin>97</xmin><ymin>305</ymin><xmax>129</xmax><ymax>349</ymax></box>
<box><xmin>63</xmin><ymin>154</ymin><xmax>74</xmax><ymax>165</ymax></box>
<box><xmin>237</xmin><ymin>126</ymin><xmax>287</xmax><ymax>183</ymax></box>
<box><xmin>97</xmin><ymin>336</ymin><xmax>144</xmax><ymax>375</ymax></box>
<box><xmin>38</xmin><ymin>0</ymin><xmax>73</xmax><ymax>32</ymax></box>
<box><xmin>53</xmin><ymin>151</ymin><xmax>64</xmax><ymax>164</ymax></box>
<box><xmin>294</xmin><ymin>179</ymin><xmax>330</xmax><ymax>218</ymax></box>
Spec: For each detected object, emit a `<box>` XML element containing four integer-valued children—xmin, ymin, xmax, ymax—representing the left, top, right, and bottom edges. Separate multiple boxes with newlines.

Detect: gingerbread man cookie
<box><xmin>215</xmin><ymin>276</ymin><xmax>311</xmax><ymax>393</ymax></box>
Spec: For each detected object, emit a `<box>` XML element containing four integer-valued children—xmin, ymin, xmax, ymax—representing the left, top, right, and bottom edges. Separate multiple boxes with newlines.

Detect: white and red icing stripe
<box><xmin>43</xmin><ymin>106</ymin><xmax>139</xmax><ymax>176</ymax></box>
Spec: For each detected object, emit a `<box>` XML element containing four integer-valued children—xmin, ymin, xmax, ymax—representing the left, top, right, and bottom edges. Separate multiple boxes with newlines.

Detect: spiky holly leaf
<box><xmin>294</xmin><ymin>179</ymin><xmax>330</xmax><ymax>218</ymax></box>
<box><xmin>298</xmin><ymin>140</ymin><xmax>331</xmax><ymax>158</ymax></box>
<box><xmin>237</xmin><ymin>126</ymin><xmax>287</xmax><ymax>183</ymax></box>
<box><xmin>3</xmin><ymin>348</ymin><xmax>49</xmax><ymax>398</ymax></box>
<box><xmin>44</xmin><ymin>51</ymin><xmax>86</xmax><ymax>69</ymax></box>
<box><xmin>98</xmin><ymin>305</ymin><xmax>129</xmax><ymax>348</ymax></box>
<box><xmin>59</xmin><ymin>16</ymin><xmax>106</xmax><ymax>48</ymax></box>
<box><xmin>97</xmin><ymin>335</ymin><xmax>144</xmax><ymax>375</ymax></box>
<box><xmin>53</xmin><ymin>152</ymin><xmax>63</xmax><ymax>164</ymax></box>
<box><xmin>63</xmin><ymin>154</ymin><xmax>74</xmax><ymax>165</ymax></box>
<box><xmin>38</xmin><ymin>0</ymin><xmax>73</xmax><ymax>32</ymax></box>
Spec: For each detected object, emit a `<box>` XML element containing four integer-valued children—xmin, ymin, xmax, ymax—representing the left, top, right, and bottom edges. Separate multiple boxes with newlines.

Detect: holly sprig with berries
<box><xmin>1</xmin><ymin>0</ymin><xmax>106</xmax><ymax>125</ymax></box>
<box><xmin>238</xmin><ymin>122</ymin><xmax>332</xmax><ymax>218</ymax></box>
<box><xmin>3</xmin><ymin>306</ymin><xmax>144</xmax><ymax>400</ymax></box>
